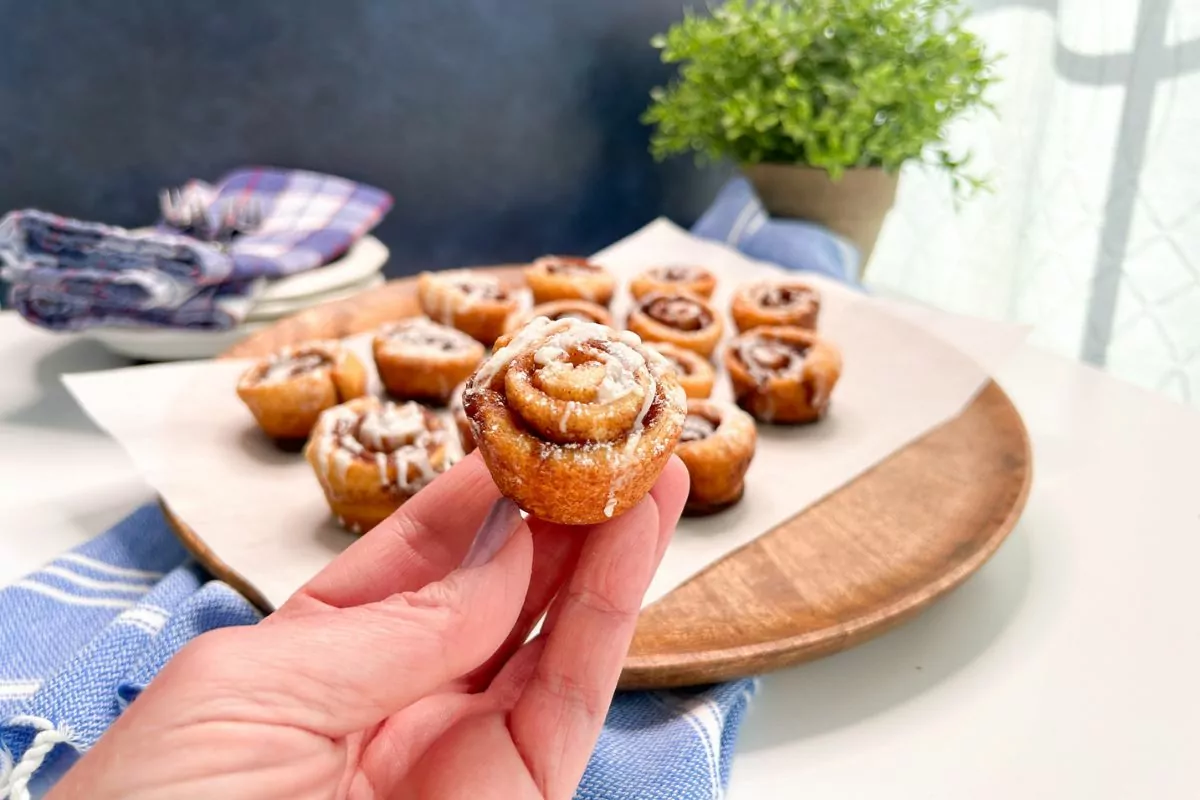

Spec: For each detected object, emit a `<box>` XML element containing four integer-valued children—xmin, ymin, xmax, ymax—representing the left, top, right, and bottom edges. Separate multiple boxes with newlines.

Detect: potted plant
<box><xmin>643</xmin><ymin>0</ymin><xmax>997</xmax><ymax>264</ymax></box>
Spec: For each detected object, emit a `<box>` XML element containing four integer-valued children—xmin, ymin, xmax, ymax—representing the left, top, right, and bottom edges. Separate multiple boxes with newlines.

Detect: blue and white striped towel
<box><xmin>0</xmin><ymin>179</ymin><xmax>849</xmax><ymax>799</ymax></box>
<box><xmin>0</xmin><ymin>506</ymin><xmax>756</xmax><ymax>800</ymax></box>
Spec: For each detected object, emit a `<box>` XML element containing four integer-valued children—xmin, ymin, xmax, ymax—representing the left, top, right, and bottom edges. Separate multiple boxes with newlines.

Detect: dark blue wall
<box><xmin>0</xmin><ymin>0</ymin><xmax>724</xmax><ymax>276</ymax></box>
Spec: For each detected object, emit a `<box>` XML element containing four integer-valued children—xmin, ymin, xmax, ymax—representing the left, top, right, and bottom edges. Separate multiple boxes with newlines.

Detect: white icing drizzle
<box><xmin>469</xmin><ymin>316</ymin><xmax>679</xmax><ymax>520</ymax></box>
<box><xmin>254</xmin><ymin>342</ymin><xmax>340</xmax><ymax>385</ymax></box>
<box><xmin>560</xmin><ymin>401</ymin><xmax>575</xmax><ymax>433</ymax></box>
<box><xmin>378</xmin><ymin>318</ymin><xmax>476</xmax><ymax>356</ymax></box>
<box><xmin>753</xmin><ymin>281</ymin><xmax>814</xmax><ymax>309</ymax></box>
<box><xmin>652</xmin><ymin>265</ymin><xmax>700</xmax><ymax>282</ymax></box>
<box><xmin>735</xmin><ymin>335</ymin><xmax>808</xmax><ymax>384</ymax></box>
<box><xmin>312</xmin><ymin>400</ymin><xmax>459</xmax><ymax>496</ymax></box>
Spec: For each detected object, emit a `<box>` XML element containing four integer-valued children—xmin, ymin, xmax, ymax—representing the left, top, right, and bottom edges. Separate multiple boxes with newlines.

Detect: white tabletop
<box><xmin>2</xmin><ymin>311</ymin><xmax>1199</xmax><ymax>798</ymax></box>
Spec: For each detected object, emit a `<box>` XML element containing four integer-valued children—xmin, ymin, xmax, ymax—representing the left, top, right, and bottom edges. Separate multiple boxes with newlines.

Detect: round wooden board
<box><xmin>171</xmin><ymin>268</ymin><xmax>1031</xmax><ymax>690</ymax></box>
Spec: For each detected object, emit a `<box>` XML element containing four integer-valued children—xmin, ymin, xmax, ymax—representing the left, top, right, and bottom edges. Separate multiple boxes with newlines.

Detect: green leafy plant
<box><xmin>643</xmin><ymin>0</ymin><xmax>998</xmax><ymax>195</ymax></box>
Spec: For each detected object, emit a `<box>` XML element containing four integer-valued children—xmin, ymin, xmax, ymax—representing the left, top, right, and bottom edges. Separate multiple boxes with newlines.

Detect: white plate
<box><xmin>85</xmin><ymin>274</ymin><xmax>387</xmax><ymax>362</ymax></box>
<box><xmin>85</xmin><ymin>322</ymin><xmax>271</xmax><ymax>361</ymax></box>
<box><xmin>79</xmin><ymin>237</ymin><xmax>389</xmax><ymax>361</ymax></box>
<box><xmin>245</xmin><ymin>274</ymin><xmax>385</xmax><ymax>321</ymax></box>
<box><xmin>258</xmin><ymin>236</ymin><xmax>388</xmax><ymax>302</ymax></box>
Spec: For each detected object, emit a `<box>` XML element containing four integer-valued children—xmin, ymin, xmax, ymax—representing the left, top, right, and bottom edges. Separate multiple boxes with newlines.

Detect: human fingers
<box><xmin>280</xmin><ymin>452</ymin><xmax>501</xmax><ymax>614</ymax></box>
<box><xmin>457</xmin><ymin>520</ymin><xmax>585</xmax><ymax>692</ymax></box>
<box><xmin>161</xmin><ymin>499</ymin><xmax>532</xmax><ymax>738</ymax></box>
<box><xmin>461</xmin><ymin>456</ymin><xmax>688</xmax><ymax>692</ymax></box>
<box><xmin>507</xmin><ymin>477</ymin><xmax>685</xmax><ymax>799</ymax></box>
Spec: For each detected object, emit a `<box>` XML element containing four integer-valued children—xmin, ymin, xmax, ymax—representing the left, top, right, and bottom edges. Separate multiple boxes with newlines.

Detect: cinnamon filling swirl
<box><xmin>736</xmin><ymin>336</ymin><xmax>809</xmax><ymax>381</ymax></box>
<box><xmin>757</xmin><ymin>284</ymin><xmax>814</xmax><ymax>309</ymax></box>
<box><xmin>256</xmin><ymin>350</ymin><xmax>332</xmax><ymax>384</ymax></box>
<box><xmin>680</xmin><ymin>412</ymin><xmax>719</xmax><ymax>443</ymax></box>
<box><xmin>314</xmin><ymin>400</ymin><xmax>460</xmax><ymax>494</ymax></box>
<box><xmin>644</xmin><ymin>296</ymin><xmax>712</xmax><ymax>332</ymax></box>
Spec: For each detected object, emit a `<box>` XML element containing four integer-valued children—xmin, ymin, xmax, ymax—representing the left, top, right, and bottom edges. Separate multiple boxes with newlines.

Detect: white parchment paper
<box><xmin>64</xmin><ymin>219</ymin><xmax>1027</xmax><ymax>609</ymax></box>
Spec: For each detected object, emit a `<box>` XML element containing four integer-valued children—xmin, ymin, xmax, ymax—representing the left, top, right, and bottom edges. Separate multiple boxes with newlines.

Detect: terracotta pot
<box><xmin>741</xmin><ymin>164</ymin><xmax>899</xmax><ymax>267</ymax></box>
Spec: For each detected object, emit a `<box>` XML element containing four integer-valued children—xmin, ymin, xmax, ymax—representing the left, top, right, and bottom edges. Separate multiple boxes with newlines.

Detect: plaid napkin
<box><xmin>0</xmin><ymin>506</ymin><xmax>756</xmax><ymax>800</ymax></box>
<box><xmin>0</xmin><ymin>168</ymin><xmax>392</xmax><ymax>331</ymax></box>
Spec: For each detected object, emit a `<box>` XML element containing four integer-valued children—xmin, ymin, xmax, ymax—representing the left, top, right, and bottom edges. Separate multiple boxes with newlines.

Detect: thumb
<box><xmin>162</xmin><ymin>499</ymin><xmax>533</xmax><ymax>737</ymax></box>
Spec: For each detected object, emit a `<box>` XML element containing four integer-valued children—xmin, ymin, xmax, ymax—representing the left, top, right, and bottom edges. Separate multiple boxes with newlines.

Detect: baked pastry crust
<box><xmin>305</xmin><ymin>397</ymin><xmax>462</xmax><ymax>533</ymax></box>
<box><xmin>630</xmin><ymin>265</ymin><xmax>717</xmax><ymax>301</ymax></box>
<box><xmin>644</xmin><ymin>341</ymin><xmax>715</xmax><ymax>400</ymax></box>
<box><xmin>626</xmin><ymin>291</ymin><xmax>724</xmax><ymax>359</ymax></box>
<box><xmin>417</xmin><ymin>269</ymin><xmax>520</xmax><ymax>346</ymax></box>
<box><xmin>731</xmin><ymin>280</ymin><xmax>821</xmax><ymax>333</ymax></box>
<box><xmin>236</xmin><ymin>341</ymin><xmax>368</xmax><ymax>440</ymax></box>
<box><xmin>372</xmin><ymin>317</ymin><xmax>485</xmax><ymax>405</ymax></box>
<box><xmin>504</xmin><ymin>299</ymin><xmax>612</xmax><ymax>334</ymax></box>
<box><xmin>450</xmin><ymin>381</ymin><xmax>475</xmax><ymax>454</ymax></box>
<box><xmin>463</xmin><ymin>317</ymin><xmax>686</xmax><ymax>524</ymax></box>
<box><xmin>676</xmin><ymin>399</ymin><xmax>757</xmax><ymax>515</ymax></box>
<box><xmin>725</xmin><ymin>326</ymin><xmax>842</xmax><ymax>423</ymax></box>
<box><xmin>525</xmin><ymin>255</ymin><xmax>616</xmax><ymax>306</ymax></box>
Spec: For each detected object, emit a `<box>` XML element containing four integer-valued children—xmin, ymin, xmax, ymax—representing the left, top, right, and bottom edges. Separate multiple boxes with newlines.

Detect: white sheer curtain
<box><xmin>867</xmin><ymin>0</ymin><xmax>1200</xmax><ymax>408</ymax></box>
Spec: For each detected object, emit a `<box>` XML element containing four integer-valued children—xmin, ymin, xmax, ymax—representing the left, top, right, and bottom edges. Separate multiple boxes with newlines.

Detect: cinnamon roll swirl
<box><xmin>676</xmin><ymin>399</ymin><xmax>757</xmax><ymax>515</ymax></box>
<box><xmin>725</xmin><ymin>326</ymin><xmax>843</xmax><ymax>423</ymax></box>
<box><xmin>630</xmin><ymin>265</ymin><xmax>717</xmax><ymax>300</ymax></box>
<box><xmin>372</xmin><ymin>317</ymin><xmax>485</xmax><ymax>405</ymax></box>
<box><xmin>463</xmin><ymin>316</ymin><xmax>687</xmax><ymax>524</ymax></box>
<box><xmin>305</xmin><ymin>397</ymin><xmax>462</xmax><ymax>533</ymax></box>
<box><xmin>417</xmin><ymin>269</ymin><xmax>520</xmax><ymax>346</ymax></box>
<box><xmin>504</xmin><ymin>299</ymin><xmax>612</xmax><ymax>334</ymax></box>
<box><xmin>731</xmin><ymin>280</ymin><xmax>821</xmax><ymax>333</ymax></box>
<box><xmin>525</xmin><ymin>255</ymin><xmax>616</xmax><ymax>307</ymax></box>
<box><xmin>644</xmin><ymin>341</ymin><xmax>715</xmax><ymax>400</ymax></box>
<box><xmin>627</xmin><ymin>291</ymin><xmax>724</xmax><ymax>359</ymax></box>
<box><xmin>236</xmin><ymin>341</ymin><xmax>368</xmax><ymax>441</ymax></box>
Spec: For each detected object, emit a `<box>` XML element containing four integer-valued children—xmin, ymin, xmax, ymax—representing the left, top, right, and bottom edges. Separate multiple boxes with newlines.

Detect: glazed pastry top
<box><xmin>679</xmin><ymin>412</ymin><xmax>718</xmax><ymax>443</ymax></box>
<box><xmin>534</xmin><ymin>256</ymin><xmax>605</xmax><ymax>277</ymax></box>
<box><xmin>640</xmin><ymin>293</ymin><xmax>713</xmax><ymax>331</ymax></box>
<box><xmin>311</xmin><ymin>400</ymin><xmax>461</xmax><ymax>494</ymax></box>
<box><xmin>750</xmin><ymin>282</ymin><xmax>818</xmax><ymax>311</ymax></box>
<box><xmin>376</xmin><ymin>318</ymin><xmax>479</xmax><ymax>355</ymax></box>
<box><xmin>245</xmin><ymin>343</ymin><xmax>340</xmax><ymax>386</ymax></box>
<box><xmin>648</xmin><ymin>265</ymin><xmax>706</xmax><ymax>283</ymax></box>
<box><xmin>732</xmin><ymin>334</ymin><xmax>809</xmax><ymax>383</ymax></box>
<box><xmin>438</xmin><ymin>270</ymin><xmax>509</xmax><ymax>301</ymax></box>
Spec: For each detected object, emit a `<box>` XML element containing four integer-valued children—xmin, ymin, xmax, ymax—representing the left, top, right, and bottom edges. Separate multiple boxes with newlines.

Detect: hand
<box><xmin>50</xmin><ymin>452</ymin><xmax>689</xmax><ymax>799</ymax></box>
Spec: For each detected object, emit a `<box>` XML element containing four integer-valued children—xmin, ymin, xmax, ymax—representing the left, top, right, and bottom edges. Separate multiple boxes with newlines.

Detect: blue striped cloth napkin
<box><xmin>0</xmin><ymin>168</ymin><xmax>392</xmax><ymax>331</ymax></box>
<box><xmin>0</xmin><ymin>507</ymin><xmax>756</xmax><ymax>800</ymax></box>
<box><xmin>0</xmin><ymin>179</ymin><xmax>850</xmax><ymax>799</ymax></box>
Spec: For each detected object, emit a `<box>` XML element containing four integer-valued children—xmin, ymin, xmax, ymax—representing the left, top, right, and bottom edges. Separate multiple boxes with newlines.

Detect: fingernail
<box><xmin>461</xmin><ymin>498</ymin><xmax>522</xmax><ymax>569</ymax></box>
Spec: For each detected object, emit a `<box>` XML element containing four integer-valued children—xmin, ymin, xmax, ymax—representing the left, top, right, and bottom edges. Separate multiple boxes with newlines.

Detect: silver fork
<box><xmin>159</xmin><ymin>187</ymin><xmax>212</xmax><ymax>238</ymax></box>
<box><xmin>214</xmin><ymin>196</ymin><xmax>264</xmax><ymax>242</ymax></box>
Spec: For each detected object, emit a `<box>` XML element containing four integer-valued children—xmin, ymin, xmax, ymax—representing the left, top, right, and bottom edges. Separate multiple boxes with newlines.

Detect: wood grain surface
<box><xmin>175</xmin><ymin>268</ymin><xmax>1032</xmax><ymax>689</ymax></box>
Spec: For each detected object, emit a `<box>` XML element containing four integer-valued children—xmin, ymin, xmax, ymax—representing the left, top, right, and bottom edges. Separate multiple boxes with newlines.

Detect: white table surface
<box><xmin>2</xmin><ymin>311</ymin><xmax>1199</xmax><ymax>798</ymax></box>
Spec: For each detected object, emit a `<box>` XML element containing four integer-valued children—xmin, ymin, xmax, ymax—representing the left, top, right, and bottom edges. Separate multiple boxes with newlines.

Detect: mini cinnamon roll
<box><xmin>676</xmin><ymin>399</ymin><xmax>757</xmax><ymax>515</ymax></box>
<box><xmin>504</xmin><ymin>299</ymin><xmax>612</xmax><ymax>334</ymax></box>
<box><xmin>236</xmin><ymin>341</ymin><xmax>368</xmax><ymax>441</ymax></box>
<box><xmin>731</xmin><ymin>280</ymin><xmax>821</xmax><ymax>332</ymax></box>
<box><xmin>450</xmin><ymin>381</ymin><xmax>475</xmax><ymax>454</ymax></box>
<box><xmin>630</xmin><ymin>265</ymin><xmax>717</xmax><ymax>300</ymax></box>
<box><xmin>725</xmin><ymin>326</ymin><xmax>843</xmax><ymax>424</ymax></box>
<box><xmin>644</xmin><ymin>341</ymin><xmax>715</xmax><ymax>399</ymax></box>
<box><xmin>373</xmin><ymin>318</ymin><xmax>485</xmax><ymax>405</ymax></box>
<box><xmin>627</xmin><ymin>291</ymin><xmax>724</xmax><ymax>359</ymax></box>
<box><xmin>525</xmin><ymin>255</ymin><xmax>616</xmax><ymax>306</ymax></box>
<box><xmin>305</xmin><ymin>397</ymin><xmax>462</xmax><ymax>533</ymax></box>
<box><xmin>463</xmin><ymin>316</ymin><xmax>687</xmax><ymax>524</ymax></box>
<box><xmin>417</xmin><ymin>270</ymin><xmax>520</xmax><ymax>346</ymax></box>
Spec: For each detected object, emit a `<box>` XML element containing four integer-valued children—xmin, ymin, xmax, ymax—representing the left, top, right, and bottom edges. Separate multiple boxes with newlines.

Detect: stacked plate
<box><xmin>84</xmin><ymin>236</ymin><xmax>389</xmax><ymax>361</ymax></box>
